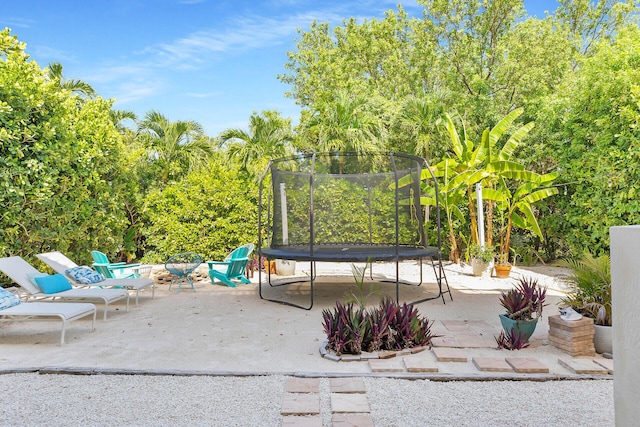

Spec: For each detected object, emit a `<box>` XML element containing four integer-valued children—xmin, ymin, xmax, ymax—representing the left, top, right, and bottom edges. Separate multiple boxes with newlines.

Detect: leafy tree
<box><xmin>110</xmin><ymin>108</ymin><xmax>137</xmax><ymax>134</ymax></box>
<box><xmin>280</xmin><ymin>8</ymin><xmax>417</xmax><ymax>107</ymax></box>
<box><xmin>280</xmin><ymin>1</ymin><xmax>633</xmax><ymax>156</ymax></box>
<box><xmin>394</xmin><ymin>95</ymin><xmax>444</xmax><ymax>159</ymax></box>
<box><xmin>0</xmin><ymin>29</ymin><xmax>128</xmax><ymax>265</ymax></box>
<box><xmin>555</xmin><ymin>0</ymin><xmax>637</xmax><ymax>58</ymax></box>
<box><xmin>484</xmin><ymin>169</ymin><xmax>559</xmax><ymax>264</ymax></box>
<box><xmin>298</xmin><ymin>91</ymin><xmax>384</xmax><ymax>156</ymax></box>
<box><xmin>541</xmin><ymin>24</ymin><xmax>640</xmax><ymax>254</ymax></box>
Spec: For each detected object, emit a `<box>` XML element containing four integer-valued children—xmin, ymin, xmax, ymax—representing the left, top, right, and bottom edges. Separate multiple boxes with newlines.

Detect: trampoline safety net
<box><xmin>262</xmin><ymin>152</ymin><xmax>434</xmax><ymax>251</ymax></box>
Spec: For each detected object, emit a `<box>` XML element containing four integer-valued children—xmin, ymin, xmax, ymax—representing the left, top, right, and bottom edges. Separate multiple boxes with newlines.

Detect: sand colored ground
<box><xmin>0</xmin><ymin>259</ymin><xmax>591</xmax><ymax>376</ymax></box>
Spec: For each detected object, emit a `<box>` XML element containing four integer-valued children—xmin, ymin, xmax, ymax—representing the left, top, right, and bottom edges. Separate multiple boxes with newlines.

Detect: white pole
<box><xmin>280</xmin><ymin>183</ymin><xmax>288</xmax><ymax>245</ymax></box>
<box><xmin>476</xmin><ymin>183</ymin><xmax>485</xmax><ymax>247</ymax></box>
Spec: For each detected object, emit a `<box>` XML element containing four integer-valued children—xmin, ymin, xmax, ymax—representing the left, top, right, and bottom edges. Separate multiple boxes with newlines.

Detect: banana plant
<box><xmin>418</xmin><ymin>158</ymin><xmax>467</xmax><ymax>262</ymax></box>
<box><xmin>399</xmin><ymin>108</ymin><xmax>543</xmax><ymax>263</ymax></box>
<box><xmin>439</xmin><ymin>108</ymin><xmax>535</xmax><ymax>247</ymax></box>
<box><xmin>477</xmin><ymin>108</ymin><xmax>535</xmax><ymax>246</ymax></box>
<box><xmin>483</xmin><ymin>169</ymin><xmax>559</xmax><ymax>264</ymax></box>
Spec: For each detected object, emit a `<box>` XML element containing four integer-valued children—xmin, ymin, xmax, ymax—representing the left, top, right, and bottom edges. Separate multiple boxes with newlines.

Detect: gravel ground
<box><xmin>0</xmin><ymin>373</ymin><xmax>613</xmax><ymax>426</ymax></box>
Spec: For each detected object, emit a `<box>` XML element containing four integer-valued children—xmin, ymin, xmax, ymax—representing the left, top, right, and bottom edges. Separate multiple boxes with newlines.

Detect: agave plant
<box><xmin>499</xmin><ymin>276</ymin><xmax>547</xmax><ymax>321</ymax></box>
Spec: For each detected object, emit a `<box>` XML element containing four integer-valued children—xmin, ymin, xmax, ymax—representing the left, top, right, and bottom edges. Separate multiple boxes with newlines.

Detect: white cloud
<box><xmin>112</xmin><ymin>82</ymin><xmax>163</xmax><ymax>105</ymax></box>
<box><xmin>1</xmin><ymin>17</ymin><xmax>33</xmax><ymax>29</ymax></box>
<box><xmin>147</xmin><ymin>10</ymin><xmax>343</xmax><ymax>65</ymax></box>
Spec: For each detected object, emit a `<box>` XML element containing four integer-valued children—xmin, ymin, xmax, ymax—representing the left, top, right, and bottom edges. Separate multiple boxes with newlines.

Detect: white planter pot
<box><xmin>471</xmin><ymin>258</ymin><xmax>492</xmax><ymax>277</ymax></box>
<box><xmin>275</xmin><ymin>259</ymin><xmax>296</xmax><ymax>276</ymax></box>
<box><xmin>593</xmin><ymin>324</ymin><xmax>613</xmax><ymax>354</ymax></box>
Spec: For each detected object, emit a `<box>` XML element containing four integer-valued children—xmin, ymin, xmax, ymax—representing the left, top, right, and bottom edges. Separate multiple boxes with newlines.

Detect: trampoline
<box><xmin>257</xmin><ymin>151</ymin><xmax>451</xmax><ymax>310</ymax></box>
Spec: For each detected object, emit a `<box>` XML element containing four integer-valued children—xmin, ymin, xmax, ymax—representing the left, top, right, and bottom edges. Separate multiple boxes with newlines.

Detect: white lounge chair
<box><xmin>36</xmin><ymin>251</ymin><xmax>155</xmax><ymax>306</ymax></box>
<box><xmin>0</xmin><ymin>288</ymin><xmax>96</xmax><ymax>345</ymax></box>
<box><xmin>0</xmin><ymin>256</ymin><xmax>129</xmax><ymax>320</ymax></box>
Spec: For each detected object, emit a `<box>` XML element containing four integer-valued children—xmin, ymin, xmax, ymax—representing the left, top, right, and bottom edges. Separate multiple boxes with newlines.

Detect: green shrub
<box><xmin>0</xmin><ymin>29</ymin><xmax>128</xmax><ymax>268</ymax></box>
<box><xmin>141</xmin><ymin>160</ymin><xmax>258</xmax><ymax>263</ymax></box>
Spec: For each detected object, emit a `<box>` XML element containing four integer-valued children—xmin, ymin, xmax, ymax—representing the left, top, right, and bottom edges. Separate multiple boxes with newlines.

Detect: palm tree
<box><xmin>219</xmin><ymin>110</ymin><xmax>295</xmax><ymax>180</ymax></box>
<box><xmin>396</xmin><ymin>95</ymin><xmax>443</xmax><ymax>159</ymax></box>
<box><xmin>110</xmin><ymin>109</ymin><xmax>137</xmax><ymax>134</ymax></box>
<box><xmin>136</xmin><ymin>110</ymin><xmax>213</xmax><ymax>183</ymax></box>
<box><xmin>302</xmin><ymin>91</ymin><xmax>383</xmax><ymax>154</ymax></box>
<box><xmin>46</xmin><ymin>62</ymin><xmax>96</xmax><ymax>99</ymax></box>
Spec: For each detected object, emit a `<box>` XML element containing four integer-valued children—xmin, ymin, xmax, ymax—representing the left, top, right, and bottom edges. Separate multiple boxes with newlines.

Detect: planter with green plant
<box><xmin>468</xmin><ymin>244</ymin><xmax>495</xmax><ymax>276</ymax></box>
<box><xmin>496</xmin><ymin>276</ymin><xmax>547</xmax><ymax>350</ymax></box>
<box><xmin>560</xmin><ymin>253</ymin><xmax>612</xmax><ymax>354</ymax></box>
<box><xmin>484</xmin><ymin>167</ymin><xmax>558</xmax><ymax>278</ymax></box>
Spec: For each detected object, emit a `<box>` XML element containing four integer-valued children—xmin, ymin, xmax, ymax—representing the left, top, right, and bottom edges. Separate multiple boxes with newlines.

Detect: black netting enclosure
<box><xmin>258</xmin><ymin>152</ymin><xmax>450</xmax><ymax>309</ymax></box>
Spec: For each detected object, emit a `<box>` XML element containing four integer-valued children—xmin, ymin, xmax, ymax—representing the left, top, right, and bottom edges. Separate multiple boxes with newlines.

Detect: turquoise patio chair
<box><xmin>91</xmin><ymin>250</ymin><xmax>139</xmax><ymax>279</ymax></box>
<box><xmin>207</xmin><ymin>244</ymin><xmax>254</xmax><ymax>288</ymax></box>
<box><xmin>165</xmin><ymin>252</ymin><xmax>202</xmax><ymax>292</ymax></box>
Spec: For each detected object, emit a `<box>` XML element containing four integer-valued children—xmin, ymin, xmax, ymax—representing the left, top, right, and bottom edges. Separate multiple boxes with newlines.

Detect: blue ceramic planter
<box><xmin>499</xmin><ymin>314</ymin><xmax>538</xmax><ymax>342</ymax></box>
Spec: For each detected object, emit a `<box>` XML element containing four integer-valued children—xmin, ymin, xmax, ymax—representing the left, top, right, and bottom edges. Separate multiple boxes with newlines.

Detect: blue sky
<box><xmin>2</xmin><ymin>0</ymin><xmax>558</xmax><ymax>137</ymax></box>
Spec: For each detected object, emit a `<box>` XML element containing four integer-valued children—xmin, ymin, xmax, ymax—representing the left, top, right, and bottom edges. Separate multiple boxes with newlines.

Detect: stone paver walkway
<box><xmin>280</xmin><ymin>377</ymin><xmax>374</xmax><ymax>427</ymax></box>
<box><xmin>284</xmin><ymin>319</ymin><xmax>613</xmax><ymax>425</ymax></box>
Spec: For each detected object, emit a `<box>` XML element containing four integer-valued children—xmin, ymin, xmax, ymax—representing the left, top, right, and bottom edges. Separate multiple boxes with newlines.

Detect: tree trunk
<box><xmin>468</xmin><ymin>186</ymin><xmax>478</xmax><ymax>245</ymax></box>
<box><xmin>486</xmin><ymin>199</ymin><xmax>494</xmax><ymax>246</ymax></box>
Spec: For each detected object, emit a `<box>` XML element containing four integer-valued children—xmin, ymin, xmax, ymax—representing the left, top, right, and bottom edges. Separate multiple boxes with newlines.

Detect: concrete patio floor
<box><xmin>0</xmin><ymin>260</ymin><xmax>612</xmax><ymax>379</ymax></box>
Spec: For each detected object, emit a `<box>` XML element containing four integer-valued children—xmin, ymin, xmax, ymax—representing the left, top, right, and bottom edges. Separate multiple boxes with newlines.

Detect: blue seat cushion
<box><xmin>0</xmin><ymin>287</ymin><xmax>21</xmax><ymax>310</ymax></box>
<box><xmin>65</xmin><ymin>266</ymin><xmax>105</xmax><ymax>284</ymax></box>
<box><xmin>34</xmin><ymin>274</ymin><xmax>73</xmax><ymax>294</ymax></box>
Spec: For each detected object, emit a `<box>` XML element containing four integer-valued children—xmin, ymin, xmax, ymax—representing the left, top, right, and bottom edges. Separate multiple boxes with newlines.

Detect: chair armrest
<box><xmin>207</xmin><ymin>261</ymin><xmax>231</xmax><ymax>269</ymax></box>
<box><xmin>108</xmin><ymin>262</ymin><xmax>140</xmax><ymax>271</ymax></box>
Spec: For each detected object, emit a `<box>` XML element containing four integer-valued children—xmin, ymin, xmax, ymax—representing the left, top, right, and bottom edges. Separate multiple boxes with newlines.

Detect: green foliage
<box><xmin>0</xmin><ymin>29</ymin><xmax>128</xmax><ymax>266</ymax></box>
<box><xmin>281</xmin><ymin>2</ymin><xmax>638</xmax><ymax>261</ymax></box>
<box><xmin>297</xmin><ymin>91</ymin><xmax>385</xmax><ymax>154</ymax></box>
<box><xmin>141</xmin><ymin>160</ymin><xmax>257</xmax><ymax>263</ymax></box>
<box><xmin>468</xmin><ymin>244</ymin><xmax>495</xmax><ymax>263</ymax></box>
<box><xmin>219</xmin><ymin>110</ymin><xmax>294</xmax><ymax>181</ymax></box>
<box><xmin>136</xmin><ymin>110</ymin><xmax>214</xmax><ymax>186</ymax></box>
<box><xmin>3</xmin><ymin>1</ymin><xmax>639</xmax><ymax>270</ymax></box>
<box><xmin>343</xmin><ymin>260</ymin><xmax>382</xmax><ymax>309</ymax></box>
<box><xmin>561</xmin><ymin>253</ymin><xmax>612</xmax><ymax>326</ymax></box>
<box><xmin>540</xmin><ymin>25</ymin><xmax>640</xmax><ymax>255</ymax></box>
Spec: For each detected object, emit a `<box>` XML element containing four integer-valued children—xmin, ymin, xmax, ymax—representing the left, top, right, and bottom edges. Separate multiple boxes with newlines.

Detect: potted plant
<box><xmin>468</xmin><ymin>244</ymin><xmax>494</xmax><ymax>276</ymax></box>
<box><xmin>560</xmin><ymin>253</ymin><xmax>612</xmax><ymax>354</ymax></box>
<box><xmin>496</xmin><ymin>276</ymin><xmax>547</xmax><ymax>349</ymax></box>
<box><xmin>486</xmin><ymin>168</ymin><xmax>558</xmax><ymax>279</ymax></box>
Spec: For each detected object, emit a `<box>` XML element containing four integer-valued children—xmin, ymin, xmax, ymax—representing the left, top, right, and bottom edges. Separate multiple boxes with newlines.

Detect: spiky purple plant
<box><xmin>495</xmin><ymin>329</ymin><xmax>530</xmax><ymax>350</ymax></box>
<box><xmin>499</xmin><ymin>276</ymin><xmax>547</xmax><ymax>321</ymax></box>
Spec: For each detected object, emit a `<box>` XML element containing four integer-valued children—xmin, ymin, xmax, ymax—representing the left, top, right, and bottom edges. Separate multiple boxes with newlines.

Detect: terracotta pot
<box><xmin>494</xmin><ymin>263</ymin><xmax>512</xmax><ymax>278</ymax></box>
<box><xmin>263</xmin><ymin>260</ymin><xmax>276</xmax><ymax>274</ymax></box>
